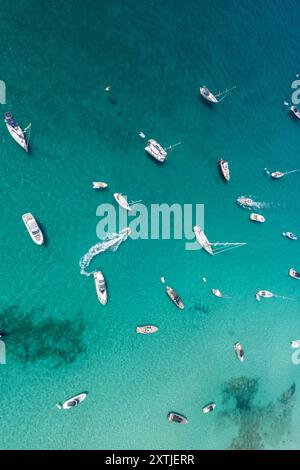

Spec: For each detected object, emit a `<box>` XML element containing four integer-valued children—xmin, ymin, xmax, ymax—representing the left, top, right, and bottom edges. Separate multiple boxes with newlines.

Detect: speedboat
<box><xmin>22</xmin><ymin>213</ymin><xmax>44</xmax><ymax>245</ymax></box>
<box><xmin>92</xmin><ymin>182</ymin><xmax>108</xmax><ymax>189</ymax></box>
<box><xmin>291</xmin><ymin>340</ymin><xmax>300</xmax><ymax>348</ymax></box>
<box><xmin>200</xmin><ymin>86</ymin><xmax>218</xmax><ymax>103</ymax></box>
<box><xmin>219</xmin><ymin>159</ymin><xmax>230</xmax><ymax>181</ymax></box>
<box><xmin>167</xmin><ymin>412</ymin><xmax>188</xmax><ymax>424</ymax></box>
<box><xmin>166</xmin><ymin>286</ymin><xmax>184</xmax><ymax>310</ymax></box>
<box><xmin>56</xmin><ymin>393</ymin><xmax>87</xmax><ymax>410</ymax></box>
<box><xmin>93</xmin><ymin>271</ymin><xmax>108</xmax><ymax>305</ymax></box>
<box><xmin>211</xmin><ymin>288</ymin><xmax>223</xmax><ymax>298</ymax></box>
<box><xmin>113</xmin><ymin>193</ymin><xmax>131</xmax><ymax>211</ymax></box>
<box><xmin>291</xmin><ymin>105</ymin><xmax>300</xmax><ymax>119</ymax></box>
<box><xmin>271</xmin><ymin>171</ymin><xmax>285</xmax><ymax>179</ymax></box>
<box><xmin>283</xmin><ymin>232</ymin><xmax>298</xmax><ymax>240</ymax></box>
<box><xmin>136</xmin><ymin>325</ymin><xmax>158</xmax><ymax>334</ymax></box>
<box><xmin>234</xmin><ymin>342</ymin><xmax>244</xmax><ymax>362</ymax></box>
<box><xmin>250</xmin><ymin>213</ymin><xmax>265</xmax><ymax>223</ymax></box>
<box><xmin>289</xmin><ymin>268</ymin><xmax>300</xmax><ymax>280</ymax></box>
<box><xmin>257</xmin><ymin>290</ymin><xmax>273</xmax><ymax>298</ymax></box>
<box><xmin>193</xmin><ymin>226</ymin><xmax>214</xmax><ymax>255</ymax></box>
<box><xmin>5</xmin><ymin>112</ymin><xmax>30</xmax><ymax>152</ymax></box>
<box><xmin>145</xmin><ymin>139</ymin><xmax>167</xmax><ymax>163</ymax></box>
<box><xmin>237</xmin><ymin>197</ymin><xmax>259</xmax><ymax>208</ymax></box>
<box><xmin>202</xmin><ymin>402</ymin><xmax>216</xmax><ymax>414</ymax></box>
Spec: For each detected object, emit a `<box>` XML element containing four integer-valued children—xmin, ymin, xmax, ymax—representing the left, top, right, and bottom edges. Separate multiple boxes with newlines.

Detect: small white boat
<box><xmin>145</xmin><ymin>139</ymin><xmax>167</xmax><ymax>163</ymax></box>
<box><xmin>193</xmin><ymin>225</ymin><xmax>214</xmax><ymax>256</ymax></box>
<box><xmin>56</xmin><ymin>393</ymin><xmax>87</xmax><ymax>410</ymax></box>
<box><xmin>255</xmin><ymin>293</ymin><xmax>261</xmax><ymax>301</ymax></box>
<box><xmin>93</xmin><ymin>271</ymin><xmax>108</xmax><ymax>305</ymax></box>
<box><xmin>92</xmin><ymin>182</ymin><xmax>108</xmax><ymax>189</ymax></box>
<box><xmin>113</xmin><ymin>193</ymin><xmax>131</xmax><ymax>211</ymax></box>
<box><xmin>271</xmin><ymin>171</ymin><xmax>285</xmax><ymax>179</ymax></box>
<box><xmin>283</xmin><ymin>232</ymin><xmax>298</xmax><ymax>240</ymax></box>
<box><xmin>167</xmin><ymin>412</ymin><xmax>188</xmax><ymax>424</ymax></box>
<box><xmin>136</xmin><ymin>325</ymin><xmax>158</xmax><ymax>334</ymax></box>
<box><xmin>166</xmin><ymin>286</ymin><xmax>185</xmax><ymax>310</ymax></box>
<box><xmin>219</xmin><ymin>159</ymin><xmax>230</xmax><ymax>181</ymax></box>
<box><xmin>291</xmin><ymin>105</ymin><xmax>300</xmax><ymax>119</ymax></box>
<box><xmin>250</xmin><ymin>213</ymin><xmax>265</xmax><ymax>223</ymax></box>
<box><xmin>211</xmin><ymin>288</ymin><xmax>223</xmax><ymax>298</ymax></box>
<box><xmin>202</xmin><ymin>277</ymin><xmax>207</xmax><ymax>283</ymax></box>
<box><xmin>234</xmin><ymin>342</ymin><xmax>244</xmax><ymax>363</ymax></box>
<box><xmin>237</xmin><ymin>197</ymin><xmax>259</xmax><ymax>208</ymax></box>
<box><xmin>202</xmin><ymin>402</ymin><xmax>216</xmax><ymax>414</ymax></box>
<box><xmin>291</xmin><ymin>340</ymin><xmax>300</xmax><ymax>348</ymax></box>
<box><xmin>105</xmin><ymin>85</ymin><xmax>111</xmax><ymax>92</ymax></box>
<box><xmin>200</xmin><ymin>86</ymin><xmax>219</xmax><ymax>103</ymax></box>
<box><xmin>5</xmin><ymin>112</ymin><xmax>31</xmax><ymax>152</ymax></box>
<box><xmin>257</xmin><ymin>290</ymin><xmax>273</xmax><ymax>298</ymax></box>
<box><xmin>139</xmin><ymin>131</ymin><xmax>145</xmax><ymax>139</ymax></box>
<box><xmin>289</xmin><ymin>268</ymin><xmax>300</xmax><ymax>280</ymax></box>
<box><xmin>22</xmin><ymin>213</ymin><xmax>44</xmax><ymax>245</ymax></box>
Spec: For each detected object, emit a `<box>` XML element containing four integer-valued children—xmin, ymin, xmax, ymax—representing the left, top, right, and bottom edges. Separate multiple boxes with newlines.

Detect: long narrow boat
<box><xmin>200</xmin><ymin>86</ymin><xmax>219</xmax><ymax>103</ymax></box>
<box><xmin>193</xmin><ymin>226</ymin><xmax>214</xmax><ymax>255</ymax></box>
<box><xmin>202</xmin><ymin>402</ymin><xmax>216</xmax><ymax>414</ymax></box>
<box><xmin>136</xmin><ymin>325</ymin><xmax>158</xmax><ymax>334</ymax></box>
<box><xmin>5</xmin><ymin>112</ymin><xmax>30</xmax><ymax>152</ymax></box>
<box><xmin>93</xmin><ymin>271</ymin><xmax>108</xmax><ymax>305</ymax></box>
<box><xmin>167</xmin><ymin>412</ymin><xmax>188</xmax><ymax>424</ymax></box>
<box><xmin>56</xmin><ymin>393</ymin><xmax>87</xmax><ymax>410</ymax></box>
<box><xmin>22</xmin><ymin>213</ymin><xmax>44</xmax><ymax>245</ymax></box>
<box><xmin>113</xmin><ymin>193</ymin><xmax>131</xmax><ymax>211</ymax></box>
<box><xmin>92</xmin><ymin>182</ymin><xmax>108</xmax><ymax>189</ymax></box>
<box><xmin>166</xmin><ymin>286</ymin><xmax>184</xmax><ymax>310</ymax></box>
<box><xmin>234</xmin><ymin>342</ymin><xmax>244</xmax><ymax>362</ymax></box>
<box><xmin>218</xmin><ymin>159</ymin><xmax>230</xmax><ymax>181</ymax></box>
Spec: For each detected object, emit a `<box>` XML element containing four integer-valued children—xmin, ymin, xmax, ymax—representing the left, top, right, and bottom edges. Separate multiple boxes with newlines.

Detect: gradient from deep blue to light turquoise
<box><xmin>0</xmin><ymin>0</ymin><xmax>300</xmax><ymax>450</ymax></box>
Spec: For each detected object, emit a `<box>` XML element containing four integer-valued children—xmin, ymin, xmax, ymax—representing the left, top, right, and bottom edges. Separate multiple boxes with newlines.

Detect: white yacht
<box><xmin>257</xmin><ymin>290</ymin><xmax>273</xmax><ymax>298</ymax></box>
<box><xmin>167</xmin><ymin>412</ymin><xmax>188</xmax><ymax>424</ymax></box>
<box><xmin>22</xmin><ymin>213</ymin><xmax>44</xmax><ymax>245</ymax></box>
<box><xmin>93</xmin><ymin>271</ymin><xmax>108</xmax><ymax>305</ymax></box>
<box><xmin>5</xmin><ymin>112</ymin><xmax>30</xmax><ymax>152</ymax></box>
<box><xmin>200</xmin><ymin>86</ymin><xmax>219</xmax><ymax>103</ymax></box>
<box><xmin>283</xmin><ymin>232</ymin><xmax>298</xmax><ymax>240</ymax></box>
<box><xmin>211</xmin><ymin>288</ymin><xmax>223</xmax><ymax>298</ymax></box>
<box><xmin>92</xmin><ymin>182</ymin><xmax>108</xmax><ymax>189</ymax></box>
<box><xmin>291</xmin><ymin>340</ymin><xmax>300</xmax><ymax>348</ymax></box>
<box><xmin>166</xmin><ymin>286</ymin><xmax>184</xmax><ymax>310</ymax></box>
<box><xmin>234</xmin><ymin>342</ymin><xmax>244</xmax><ymax>363</ymax></box>
<box><xmin>202</xmin><ymin>402</ymin><xmax>216</xmax><ymax>414</ymax></box>
<box><xmin>219</xmin><ymin>159</ymin><xmax>230</xmax><ymax>181</ymax></box>
<box><xmin>289</xmin><ymin>268</ymin><xmax>300</xmax><ymax>280</ymax></box>
<box><xmin>145</xmin><ymin>139</ymin><xmax>167</xmax><ymax>163</ymax></box>
<box><xmin>56</xmin><ymin>393</ymin><xmax>87</xmax><ymax>410</ymax></box>
<box><xmin>113</xmin><ymin>193</ymin><xmax>131</xmax><ymax>211</ymax></box>
<box><xmin>136</xmin><ymin>325</ymin><xmax>158</xmax><ymax>334</ymax></box>
<box><xmin>237</xmin><ymin>197</ymin><xmax>259</xmax><ymax>208</ymax></box>
<box><xmin>271</xmin><ymin>171</ymin><xmax>285</xmax><ymax>179</ymax></box>
<box><xmin>250</xmin><ymin>213</ymin><xmax>265</xmax><ymax>223</ymax></box>
<box><xmin>291</xmin><ymin>105</ymin><xmax>300</xmax><ymax>119</ymax></box>
<box><xmin>193</xmin><ymin>226</ymin><xmax>214</xmax><ymax>255</ymax></box>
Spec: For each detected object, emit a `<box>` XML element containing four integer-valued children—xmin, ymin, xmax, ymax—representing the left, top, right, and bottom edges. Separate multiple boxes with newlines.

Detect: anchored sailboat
<box><xmin>270</xmin><ymin>169</ymin><xmax>300</xmax><ymax>179</ymax></box>
<box><xmin>200</xmin><ymin>85</ymin><xmax>236</xmax><ymax>103</ymax></box>
<box><xmin>193</xmin><ymin>226</ymin><xmax>246</xmax><ymax>255</ymax></box>
<box><xmin>5</xmin><ymin>112</ymin><xmax>31</xmax><ymax>152</ymax></box>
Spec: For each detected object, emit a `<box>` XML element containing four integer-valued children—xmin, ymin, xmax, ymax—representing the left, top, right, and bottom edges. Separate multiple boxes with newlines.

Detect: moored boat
<box><xmin>93</xmin><ymin>271</ymin><xmax>108</xmax><ymax>305</ymax></box>
<box><xmin>193</xmin><ymin>225</ymin><xmax>214</xmax><ymax>255</ymax></box>
<box><xmin>291</xmin><ymin>105</ymin><xmax>300</xmax><ymax>119</ymax></box>
<box><xmin>200</xmin><ymin>86</ymin><xmax>219</xmax><ymax>103</ymax></box>
<box><xmin>145</xmin><ymin>139</ymin><xmax>167</xmax><ymax>163</ymax></box>
<box><xmin>250</xmin><ymin>213</ymin><xmax>265</xmax><ymax>223</ymax></box>
<box><xmin>257</xmin><ymin>290</ymin><xmax>273</xmax><ymax>298</ymax></box>
<box><xmin>92</xmin><ymin>182</ymin><xmax>108</xmax><ymax>189</ymax></box>
<box><xmin>113</xmin><ymin>193</ymin><xmax>131</xmax><ymax>211</ymax></box>
<box><xmin>271</xmin><ymin>171</ymin><xmax>285</xmax><ymax>179</ymax></box>
<box><xmin>289</xmin><ymin>268</ymin><xmax>300</xmax><ymax>280</ymax></box>
<box><xmin>211</xmin><ymin>288</ymin><xmax>223</xmax><ymax>298</ymax></box>
<box><xmin>219</xmin><ymin>159</ymin><xmax>230</xmax><ymax>181</ymax></box>
<box><xmin>56</xmin><ymin>393</ymin><xmax>87</xmax><ymax>410</ymax></box>
<box><xmin>283</xmin><ymin>232</ymin><xmax>298</xmax><ymax>240</ymax></box>
<box><xmin>136</xmin><ymin>325</ymin><xmax>158</xmax><ymax>334</ymax></box>
<box><xmin>234</xmin><ymin>342</ymin><xmax>244</xmax><ymax>362</ymax></box>
<box><xmin>5</xmin><ymin>112</ymin><xmax>31</xmax><ymax>152</ymax></box>
<box><xmin>237</xmin><ymin>197</ymin><xmax>259</xmax><ymax>208</ymax></box>
<box><xmin>166</xmin><ymin>286</ymin><xmax>184</xmax><ymax>310</ymax></box>
<box><xmin>202</xmin><ymin>402</ymin><xmax>216</xmax><ymax>414</ymax></box>
<box><xmin>291</xmin><ymin>340</ymin><xmax>300</xmax><ymax>349</ymax></box>
<box><xmin>167</xmin><ymin>412</ymin><xmax>188</xmax><ymax>424</ymax></box>
<box><xmin>22</xmin><ymin>213</ymin><xmax>44</xmax><ymax>245</ymax></box>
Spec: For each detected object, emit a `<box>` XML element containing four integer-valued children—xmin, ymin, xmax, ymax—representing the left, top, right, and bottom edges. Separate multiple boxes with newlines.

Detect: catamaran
<box><xmin>166</xmin><ymin>286</ymin><xmax>184</xmax><ymax>310</ymax></box>
<box><xmin>167</xmin><ymin>412</ymin><xmax>188</xmax><ymax>424</ymax></box>
<box><xmin>56</xmin><ymin>393</ymin><xmax>87</xmax><ymax>410</ymax></box>
<box><xmin>5</xmin><ymin>112</ymin><xmax>31</xmax><ymax>152</ymax></box>
<box><xmin>145</xmin><ymin>139</ymin><xmax>167</xmax><ymax>163</ymax></box>
<box><xmin>92</xmin><ymin>182</ymin><xmax>108</xmax><ymax>189</ymax></box>
<box><xmin>289</xmin><ymin>268</ymin><xmax>300</xmax><ymax>280</ymax></box>
<box><xmin>250</xmin><ymin>213</ymin><xmax>265</xmax><ymax>223</ymax></box>
<box><xmin>136</xmin><ymin>325</ymin><xmax>158</xmax><ymax>334</ymax></box>
<box><xmin>219</xmin><ymin>159</ymin><xmax>230</xmax><ymax>181</ymax></box>
<box><xmin>234</xmin><ymin>342</ymin><xmax>244</xmax><ymax>363</ymax></box>
<box><xmin>193</xmin><ymin>225</ymin><xmax>246</xmax><ymax>255</ymax></box>
<box><xmin>291</xmin><ymin>105</ymin><xmax>300</xmax><ymax>119</ymax></box>
<box><xmin>200</xmin><ymin>85</ymin><xmax>236</xmax><ymax>103</ymax></box>
<box><xmin>22</xmin><ymin>213</ymin><xmax>44</xmax><ymax>245</ymax></box>
<box><xmin>93</xmin><ymin>271</ymin><xmax>108</xmax><ymax>305</ymax></box>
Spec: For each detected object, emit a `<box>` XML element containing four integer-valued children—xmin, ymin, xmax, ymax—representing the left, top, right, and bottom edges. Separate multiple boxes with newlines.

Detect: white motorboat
<box><xmin>200</xmin><ymin>86</ymin><xmax>218</xmax><ymax>103</ymax></box>
<box><xmin>202</xmin><ymin>402</ymin><xmax>216</xmax><ymax>414</ymax></box>
<box><xmin>93</xmin><ymin>271</ymin><xmax>108</xmax><ymax>305</ymax></box>
<box><xmin>291</xmin><ymin>105</ymin><xmax>300</xmax><ymax>119</ymax></box>
<box><xmin>219</xmin><ymin>159</ymin><xmax>230</xmax><ymax>181</ymax></box>
<box><xmin>56</xmin><ymin>393</ymin><xmax>87</xmax><ymax>410</ymax></box>
<box><xmin>237</xmin><ymin>197</ymin><xmax>259</xmax><ymax>208</ymax></box>
<box><xmin>22</xmin><ymin>213</ymin><xmax>44</xmax><ymax>245</ymax></box>
<box><xmin>136</xmin><ymin>325</ymin><xmax>158</xmax><ymax>334</ymax></box>
<box><xmin>145</xmin><ymin>139</ymin><xmax>167</xmax><ymax>163</ymax></box>
<box><xmin>271</xmin><ymin>171</ymin><xmax>285</xmax><ymax>179</ymax></box>
<box><xmin>234</xmin><ymin>342</ymin><xmax>244</xmax><ymax>362</ymax></box>
<box><xmin>291</xmin><ymin>340</ymin><xmax>300</xmax><ymax>348</ymax></box>
<box><xmin>167</xmin><ymin>412</ymin><xmax>188</xmax><ymax>424</ymax></box>
<box><xmin>166</xmin><ymin>286</ymin><xmax>184</xmax><ymax>310</ymax></box>
<box><xmin>257</xmin><ymin>290</ymin><xmax>273</xmax><ymax>298</ymax></box>
<box><xmin>5</xmin><ymin>112</ymin><xmax>31</xmax><ymax>152</ymax></box>
<box><xmin>92</xmin><ymin>182</ymin><xmax>108</xmax><ymax>189</ymax></box>
<box><xmin>250</xmin><ymin>213</ymin><xmax>265</xmax><ymax>223</ymax></box>
<box><xmin>289</xmin><ymin>268</ymin><xmax>300</xmax><ymax>280</ymax></box>
<box><xmin>139</xmin><ymin>131</ymin><xmax>145</xmax><ymax>139</ymax></box>
<box><xmin>113</xmin><ymin>193</ymin><xmax>131</xmax><ymax>211</ymax></box>
<box><xmin>193</xmin><ymin>225</ymin><xmax>214</xmax><ymax>255</ymax></box>
<box><xmin>283</xmin><ymin>232</ymin><xmax>298</xmax><ymax>240</ymax></box>
<box><xmin>211</xmin><ymin>288</ymin><xmax>223</xmax><ymax>298</ymax></box>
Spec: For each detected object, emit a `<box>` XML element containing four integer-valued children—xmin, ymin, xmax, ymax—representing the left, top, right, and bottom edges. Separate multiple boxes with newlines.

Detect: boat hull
<box><xmin>200</xmin><ymin>87</ymin><xmax>218</xmax><ymax>103</ymax></box>
<box><xmin>136</xmin><ymin>325</ymin><xmax>158</xmax><ymax>334</ymax></box>
<box><xmin>94</xmin><ymin>271</ymin><xmax>108</xmax><ymax>305</ymax></box>
<box><xmin>22</xmin><ymin>213</ymin><xmax>44</xmax><ymax>245</ymax></box>
<box><xmin>193</xmin><ymin>226</ymin><xmax>214</xmax><ymax>255</ymax></box>
<box><xmin>114</xmin><ymin>193</ymin><xmax>131</xmax><ymax>211</ymax></box>
<box><xmin>219</xmin><ymin>159</ymin><xmax>230</xmax><ymax>181</ymax></box>
<box><xmin>166</xmin><ymin>286</ymin><xmax>184</xmax><ymax>309</ymax></box>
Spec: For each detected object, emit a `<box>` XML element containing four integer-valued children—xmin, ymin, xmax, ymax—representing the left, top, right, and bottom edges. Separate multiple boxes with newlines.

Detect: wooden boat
<box><xmin>193</xmin><ymin>225</ymin><xmax>214</xmax><ymax>255</ymax></box>
<box><xmin>92</xmin><ymin>182</ymin><xmax>108</xmax><ymax>189</ymax></box>
<box><xmin>202</xmin><ymin>402</ymin><xmax>216</xmax><ymax>414</ymax></box>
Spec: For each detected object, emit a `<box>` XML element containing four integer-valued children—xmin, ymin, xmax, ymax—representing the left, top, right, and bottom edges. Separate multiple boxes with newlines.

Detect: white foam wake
<box><xmin>79</xmin><ymin>228</ymin><xmax>131</xmax><ymax>276</ymax></box>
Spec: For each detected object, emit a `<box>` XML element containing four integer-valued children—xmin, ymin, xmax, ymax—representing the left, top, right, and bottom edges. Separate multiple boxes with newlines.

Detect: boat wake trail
<box><xmin>79</xmin><ymin>228</ymin><xmax>131</xmax><ymax>276</ymax></box>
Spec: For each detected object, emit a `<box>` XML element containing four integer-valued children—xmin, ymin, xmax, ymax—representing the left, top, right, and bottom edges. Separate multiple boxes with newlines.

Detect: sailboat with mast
<box><xmin>5</xmin><ymin>112</ymin><xmax>31</xmax><ymax>152</ymax></box>
<box><xmin>193</xmin><ymin>225</ymin><xmax>246</xmax><ymax>255</ymax></box>
<box><xmin>200</xmin><ymin>85</ymin><xmax>236</xmax><ymax>104</ymax></box>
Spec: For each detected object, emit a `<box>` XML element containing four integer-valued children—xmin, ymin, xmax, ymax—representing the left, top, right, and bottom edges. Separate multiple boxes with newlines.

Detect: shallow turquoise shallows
<box><xmin>1</xmin><ymin>0</ymin><xmax>300</xmax><ymax>450</ymax></box>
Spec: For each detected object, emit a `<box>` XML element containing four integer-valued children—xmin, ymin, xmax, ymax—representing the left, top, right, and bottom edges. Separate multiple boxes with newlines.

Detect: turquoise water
<box><xmin>1</xmin><ymin>0</ymin><xmax>300</xmax><ymax>450</ymax></box>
